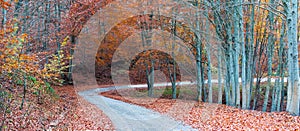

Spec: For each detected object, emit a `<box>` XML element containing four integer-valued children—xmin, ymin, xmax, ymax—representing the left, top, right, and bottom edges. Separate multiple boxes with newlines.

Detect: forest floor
<box><xmin>101</xmin><ymin>87</ymin><xmax>300</xmax><ymax>130</ymax></box>
<box><xmin>3</xmin><ymin>84</ymin><xmax>300</xmax><ymax>130</ymax></box>
<box><xmin>1</xmin><ymin>85</ymin><xmax>114</xmax><ymax>130</ymax></box>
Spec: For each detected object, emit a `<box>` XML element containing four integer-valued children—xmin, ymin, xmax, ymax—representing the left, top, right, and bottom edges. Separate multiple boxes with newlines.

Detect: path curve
<box><xmin>78</xmin><ymin>77</ymin><xmax>287</xmax><ymax>130</ymax></box>
<box><xmin>78</xmin><ymin>85</ymin><xmax>197</xmax><ymax>131</ymax></box>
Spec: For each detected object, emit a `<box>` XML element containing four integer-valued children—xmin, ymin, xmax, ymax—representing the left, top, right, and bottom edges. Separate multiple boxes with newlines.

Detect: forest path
<box><xmin>78</xmin><ymin>84</ymin><xmax>197</xmax><ymax>131</ymax></box>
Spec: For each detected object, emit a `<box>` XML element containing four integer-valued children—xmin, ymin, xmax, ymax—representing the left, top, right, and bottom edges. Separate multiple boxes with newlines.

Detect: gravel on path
<box><xmin>78</xmin><ymin>86</ymin><xmax>197</xmax><ymax>131</ymax></box>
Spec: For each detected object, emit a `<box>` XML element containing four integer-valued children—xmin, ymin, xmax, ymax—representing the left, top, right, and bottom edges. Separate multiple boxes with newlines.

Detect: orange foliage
<box><xmin>0</xmin><ymin>20</ymin><xmax>71</xmax><ymax>100</ymax></box>
<box><xmin>0</xmin><ymin>0</ymin><xmax>11</xmax><ymax>9</ymax></box>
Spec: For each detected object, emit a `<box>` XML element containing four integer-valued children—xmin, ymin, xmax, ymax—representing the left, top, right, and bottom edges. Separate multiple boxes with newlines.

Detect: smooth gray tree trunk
<box><xmin>262</xmin><ymin>0</ymin><xmax>275</xmax><ymax>112</ymax></box>
<box><xmin>285</xmin><ymin>0</ymin><xmax>299</xmax><ymax>116</ymax></box>
<box><xmin>217</xmin><ymin>45</ymin><xmax>223</xmax><ymax>104</ymax></box>
<box><xmin>233</xmin><ymin>0</ymin><xmax>241</xmax><ymax>108</ymax></box>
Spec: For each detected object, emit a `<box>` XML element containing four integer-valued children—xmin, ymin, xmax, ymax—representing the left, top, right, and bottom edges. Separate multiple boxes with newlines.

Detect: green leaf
<box><xmin>47</xmin><ymin>87</ymin><xmax>55</xmax><ymax>94</ymax></box>
<box><xmin>33</xmin><ymin>91</ymin><xmax>39</xmax><ymax>95</ymax></box>
<box><xmin>28</xmin><ymin>76</ymin><xmax>37</xmax><ymax>83</ymax></box>
<box><xmin>44</xmin><ymin>82</ymin><xmax>55</xmax><ymax>94</ymax></box>
<box><xmin>3</xmin><ymin>125</ymin><xmax>7</xmax><ymax>129</ymax></box>
<box><xmin>16</xmin><ymin>79</ymin><xmax>23</xmax><ymax>85</ymax></box>
<box><xmin>45</xmin><ymin>82</ymin><xmax>51</xmax><ymax>88</ymax></box>
<box><xmin>5</xmin><ymin>109</ymin><xmax>11</xmax><ymax>113</ymax></box>
<box><xmin>2</xmin><ymin>125</ymin><xmax>7</xmax><ymax>129</ymax></box>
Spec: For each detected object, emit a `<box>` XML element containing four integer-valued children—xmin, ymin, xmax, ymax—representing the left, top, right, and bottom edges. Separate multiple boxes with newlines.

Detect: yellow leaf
<box><xmin>61</xmin><ymin>36</ymin><xmax>69</xmax><ymax>47</ymax></box>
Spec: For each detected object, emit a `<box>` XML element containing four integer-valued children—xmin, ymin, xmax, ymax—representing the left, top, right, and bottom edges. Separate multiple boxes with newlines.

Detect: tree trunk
<box><xmin>262</xmin><ymin>0</ymin><xmax>275</xmax><ymax>112</ymax></box>
<box><xmin>1</xmin><ymin>0</ymin><xmax>7</xmax><ymax>27</ymax></box>
<box><xmin>246</xmin><ymin>0</ymin><xmax>256</xmax><ymax>109</ymax></box>
<box><xmin>217</xmin><ymin>45</ymin><xmax>223</xmax><ymax>104</ymax></box>
<box><xmin>205</xmin><ymin>8</ymin><xmax>213</xmax><ymax>103</ymax></box>
<box><xmin>195</xmin><ymin>4</ymin><xmax>202</xmax><ymax>102</ymax></box>
<box><xmin>236</xmin><ymin>0</ymin><xmax>246</xmax><ymax>109</ymax></box>
<box><xmin>285</xmin><ymin>0</ymin><xmax>299</xmax><ymax>116</ymax></box>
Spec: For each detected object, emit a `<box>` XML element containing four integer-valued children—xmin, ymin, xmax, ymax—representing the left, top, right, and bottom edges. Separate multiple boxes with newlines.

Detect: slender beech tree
<box><xmin>271</xmin><ymin>22</ymin><xmax>286</xmax><ymax>112</ymax></box>
<box><xmin>201</xmin><ymin>1</ymin><xmax>213</xmax><ymax>103</ymax></box>
<box><xmin>246</xmin><ymin>0</ymin><xmax>256</xmax><ymax>109</ymax></box>
<box><xmin>284</xmin><ymin>0</ymin><xmax>299</xmax><ymax>116</ymax></box>
<box><xmin>262</xmin><ymin>0</ymin><xmax>275</xmax><ymax>112</ymax></box>
<box><xmin>140</xmin><ymin>12</ymin><xmax>154</xmax><ymax>97</ymax></box>
<box><xmin>232</xmin><ymin>0</ymin><xmax>241</xmax><ymax>108</ymax></box>
<box><xmin>170</xmin><ymin>8</ymin><xmax>177</xmax><ymax>99</ymax></box>
<box><xmin>217</xmin><ymin>44</ymin><xmax>223</xmax><ymax>104</ymax></box>
<box><xmin>194</xmin><ymin>0</ymin><xmax>203</xmax><ymax>102</ymax></box>
<box><xmin>236</xmin><ymin>0</ymin><xmax>247</xmax><ymax>109</ymax></box>
<box><xmin>1</xmin><ymin>0</ymin><xmax>6</xmax><ymax>27</ymax></box>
